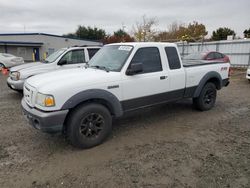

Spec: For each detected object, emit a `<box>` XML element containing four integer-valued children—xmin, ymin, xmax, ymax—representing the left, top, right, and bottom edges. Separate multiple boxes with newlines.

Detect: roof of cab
<box><xmin>107</xmin><ymin>42</ymin><xmax>177</xmax><ymax>48</ymax></box>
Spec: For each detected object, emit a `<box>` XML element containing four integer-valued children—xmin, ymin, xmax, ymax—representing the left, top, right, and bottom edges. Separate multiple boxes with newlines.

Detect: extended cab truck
<box><xmin>7</xmin><ymin>46</ymin><xmax>101</xmax><ymax>91</ymax></box>
<box><xmin>21</xmin><ymin>42</ymin><xmax>230</xmax><ymax>148</ymax></box>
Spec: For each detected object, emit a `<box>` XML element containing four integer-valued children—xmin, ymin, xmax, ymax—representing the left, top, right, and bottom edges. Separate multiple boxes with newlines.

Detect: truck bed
<box><xmin>183</xmin><ymin>60</ymin><xmax>225</xmax><ymax>67</ymax></box>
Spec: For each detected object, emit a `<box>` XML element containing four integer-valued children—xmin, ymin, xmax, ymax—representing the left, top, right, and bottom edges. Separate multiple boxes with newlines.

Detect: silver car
<box><xmin>0</xmin><ymin>53</ymin><xmax>24</xmax><ymax>69</ymax></box>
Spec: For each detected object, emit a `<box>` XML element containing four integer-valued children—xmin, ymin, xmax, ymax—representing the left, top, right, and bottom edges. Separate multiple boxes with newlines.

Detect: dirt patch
<box><xmin>0</xmin><ymin>70</ymin><xmax>249</xmax><ymax>187</ymax></box>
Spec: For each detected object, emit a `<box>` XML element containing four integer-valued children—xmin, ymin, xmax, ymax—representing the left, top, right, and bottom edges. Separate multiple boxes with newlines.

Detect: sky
<box><xmin>0</xmin><ymin>0</ymin><xmax>249</xmax><ymax>37</ymax></box>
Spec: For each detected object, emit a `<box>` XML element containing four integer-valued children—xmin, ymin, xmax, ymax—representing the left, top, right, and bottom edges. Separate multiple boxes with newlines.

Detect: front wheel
<box><xmin>66</xmin><ymin>103</ymin><xmax>112</xmax><ymax>149</ymax></box>
<box><xmin>193</xmin><ymin>82</ymin><xmax>217</xmax><ymax>111</ymax></box>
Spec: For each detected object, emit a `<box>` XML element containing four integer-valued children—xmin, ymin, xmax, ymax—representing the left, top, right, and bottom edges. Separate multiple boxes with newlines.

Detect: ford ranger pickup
<box><xmin>21</xmin><ymin>42</ymin><xmax>230</xmax><ymax>148</ymax></box>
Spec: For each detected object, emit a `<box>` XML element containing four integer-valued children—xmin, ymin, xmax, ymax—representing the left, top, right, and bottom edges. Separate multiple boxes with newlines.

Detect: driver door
<box><xmin>121</xmin><ymin>47</ymin><xmax>170</xmax><ymax>111</ymax></box>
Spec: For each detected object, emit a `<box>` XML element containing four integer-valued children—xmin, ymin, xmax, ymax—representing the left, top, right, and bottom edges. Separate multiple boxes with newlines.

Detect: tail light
<box><xmin>1</xmin><ymin>68</ymin><xmax>9</xmax><ymax>75</ymax></box>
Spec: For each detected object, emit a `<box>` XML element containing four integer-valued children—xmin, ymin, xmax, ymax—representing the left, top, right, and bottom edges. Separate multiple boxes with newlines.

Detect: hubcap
<box><xmin>203</xmin><ymin>89</ymin><xmax>215</xmax><ymax>104</ymax></box>
<box><xmin>79</xmin><ymin>113</ymin><xmax>104</xmax><ymax>138</ymax></box>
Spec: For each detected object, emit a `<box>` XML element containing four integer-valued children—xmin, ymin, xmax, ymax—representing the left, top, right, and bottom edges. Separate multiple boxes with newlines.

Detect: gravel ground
<box><xmin>0</xmin><ymin>70</ymin><xmax>249</xmax><ymax>188</ymax></box>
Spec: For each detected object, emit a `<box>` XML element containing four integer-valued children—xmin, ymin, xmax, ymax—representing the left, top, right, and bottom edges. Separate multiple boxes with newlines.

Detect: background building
<box><xmin>0</xmin><ymin>33</ymin><xmax>102</xmax><ymax>61</ymax></box>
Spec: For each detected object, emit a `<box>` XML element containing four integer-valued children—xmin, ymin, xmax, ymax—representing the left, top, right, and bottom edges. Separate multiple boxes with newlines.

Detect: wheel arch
<box><xmin>193</xmin><ymin>71</ymin><xmax>222</xmax><ymax>98</ymax></box>
<box><xmin>61</xmin><ymin>89</ymin><xmax>123</xmax><ymax>118</ymax></box>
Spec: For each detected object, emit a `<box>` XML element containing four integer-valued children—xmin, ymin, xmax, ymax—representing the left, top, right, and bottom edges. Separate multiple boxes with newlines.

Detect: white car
<box><xmin>7</xmin><ymin>46</ymin><xmax>101</xmax><ymax>91</ymax></box>
<box><xmin>246</xmin><ymin>66</ymin><xmax>250</xmax><ymax>82</ymax></box>
<box><xmin>0</xmin><ymin>53</ymin><xmax>24</xmax><ymax>69</ymax></box>
<box><xmin>22</xmin><ymin>42</ymin><xmax>230</xmax><ymax>148</ymax></box>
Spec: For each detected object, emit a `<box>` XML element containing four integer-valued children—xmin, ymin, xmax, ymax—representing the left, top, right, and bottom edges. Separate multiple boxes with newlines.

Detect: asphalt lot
<box><xmin>0</xmin><ymin>69</ymin><xmax>249</xmax><ymax>188</ymax></box>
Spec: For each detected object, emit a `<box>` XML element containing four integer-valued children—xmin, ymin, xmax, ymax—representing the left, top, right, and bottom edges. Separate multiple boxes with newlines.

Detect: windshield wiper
<box><xmin>90</xmin><ymin>65</ymin><xmax>110</xmax><ymax>72</ymax></box>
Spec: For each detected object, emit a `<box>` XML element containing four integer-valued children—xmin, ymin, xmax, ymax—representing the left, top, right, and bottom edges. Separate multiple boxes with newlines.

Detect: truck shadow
<box><xmin>111</xmin><ymin>99</ymin><xmax>195</xmax><ymax>137</ymax></box>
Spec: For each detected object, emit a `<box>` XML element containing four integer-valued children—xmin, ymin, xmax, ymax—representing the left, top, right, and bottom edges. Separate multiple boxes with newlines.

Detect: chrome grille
<box><xmin>23</xmin><ymin>84</ymin><xmax>34</xmax><ymax>107</ymax></box>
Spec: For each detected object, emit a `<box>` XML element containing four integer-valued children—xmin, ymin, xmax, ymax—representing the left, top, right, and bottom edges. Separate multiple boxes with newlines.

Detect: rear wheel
<box><xmin>66</xmin><ymin>103</ymin><xmax>112</xmax><ymax>149</ymax></box>
<box><xmin>193</xmin><ymin>82</ymin><xmax>217</xmax><ymax>111</ymax></box>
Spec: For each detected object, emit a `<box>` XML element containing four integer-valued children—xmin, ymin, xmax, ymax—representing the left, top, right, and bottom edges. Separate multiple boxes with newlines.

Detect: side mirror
<box><xmin>126</xmin><ymin>63</ymin><xmax>143</xmax><ymax>75</ymax></box>
<box><xmin>58</xmin><ymin>59</ymin><xmax>67</xmax><ymax>65</ymax></box>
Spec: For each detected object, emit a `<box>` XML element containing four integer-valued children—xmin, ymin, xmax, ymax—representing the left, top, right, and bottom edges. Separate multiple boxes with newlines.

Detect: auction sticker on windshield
<box><xmin>118</xmin><ymin>46</ymin><xmax>132</xmax><ymax>51</ymax></box>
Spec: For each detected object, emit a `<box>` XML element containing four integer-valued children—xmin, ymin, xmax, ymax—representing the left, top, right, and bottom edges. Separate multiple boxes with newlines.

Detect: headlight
<box><xmin>11</xmin><ymin>72</ymin><xmax>20</xmax><ymax>81</ymax></box>
<box><xmin>36</xmin><ymin>93</ymin><xmax>55</xmax><ymax>107</ymax></box>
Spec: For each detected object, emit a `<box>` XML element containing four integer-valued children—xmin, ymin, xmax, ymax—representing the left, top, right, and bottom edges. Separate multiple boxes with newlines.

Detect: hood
<box><xmin>10</xmin><ymin>62</ymin><xmax>43</xmax><ymax>72</ymax></box>
<box><xmin>11</xmin><ymin>62</ymin><xmax>56</xmax><ymax>78</ymax></box>
<box><xmin>26</xmin><ymin>67</ymin><xmax>121</xmax><ymax>93</ymax></box>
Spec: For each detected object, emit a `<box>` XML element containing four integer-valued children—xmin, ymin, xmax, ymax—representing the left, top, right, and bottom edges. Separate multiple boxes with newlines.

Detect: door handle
<box><xmin>160</xmin><ymin>76</ymin><xmax>167</xmax><ymax>80</ymax></box>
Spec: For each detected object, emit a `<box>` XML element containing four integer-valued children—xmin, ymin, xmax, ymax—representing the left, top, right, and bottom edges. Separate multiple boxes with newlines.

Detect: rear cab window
<box><xmin>165</xmin><ymin>47</ymin><xmax>181</xmax><ymax>70</ymax></box>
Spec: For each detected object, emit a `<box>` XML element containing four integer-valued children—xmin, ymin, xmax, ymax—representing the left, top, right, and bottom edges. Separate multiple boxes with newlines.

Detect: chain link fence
<box><xmin>176</xmin><ymin>39</ymin><xmax>250</xmax><ymax>67</ymax></box>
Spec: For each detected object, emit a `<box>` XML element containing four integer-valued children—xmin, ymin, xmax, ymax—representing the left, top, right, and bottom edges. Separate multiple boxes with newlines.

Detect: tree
<box><xmin>113</xmin><ymin>29</ymin><xmax>128</xmax><ymax>38</ymax></box>
<box><xmin>155</xmin><ymin>21</ymin><xmax>207</xmax><ymax>42</ymax></box>
<box><xmin>132</xmin><ymin>15</ymin><xmax>158</xmax><ymax>42</ymax></box>
<box><xmin>211</xmin><ymin>27</ymin><xmax>236</xmax><ymax>41</ymax></box>
<box><xmin>243</xmin><ymin>28</ymin><xmax>250</xmax><ymax>38</ymax></box>
<box><xmin>64</xmin><ymin>26</ymin><xmax>106</xmax><ymax>41</ymax></box>
<box><xmin>185</xmin><ymin>21</ymin><xmax>208</xmax><ymax>41</ymax></box>
<box><xmin>104</xmin><ymin>29</ymin><xmax>134</xmax><ymax>44</ymax></box>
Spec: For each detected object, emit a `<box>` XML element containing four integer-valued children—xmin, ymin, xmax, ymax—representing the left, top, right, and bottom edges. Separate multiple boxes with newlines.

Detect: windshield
<box><xmin>88</xmin><ymin>45</ymin><xmax>133</xmax><ymax>72</ymax></box>
<box><xmin>43</xmin><ymin>49</ymin><xmax>67</xmax><ymax>63</ymax></box>
<box><xmin>183</xmin><ymin>53</ymin><xmax>206</xmax><ymax>60</ymax></box>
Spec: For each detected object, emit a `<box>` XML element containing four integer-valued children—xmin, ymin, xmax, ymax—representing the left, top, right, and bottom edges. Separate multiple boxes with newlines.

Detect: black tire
<box><xmin>193</xmin><ymin>82</ymin><xmax>217</xmax><ymax>111</ymax></box>
<box><xmin>66</xmin><ymin>103</ymin><xmax>112</xmax><ymax>149</ymax></box>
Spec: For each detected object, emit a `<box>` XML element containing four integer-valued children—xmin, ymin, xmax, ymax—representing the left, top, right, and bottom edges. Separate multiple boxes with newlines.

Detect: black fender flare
<box><xmin>61</xmin><ymin>89</ymin><xmax>123</xmax><ymax>117</ymax></box>
<box><xmin>193</xmin><ymin>71</ymin><xmax>222</xmax><ymax>98</ymax></box>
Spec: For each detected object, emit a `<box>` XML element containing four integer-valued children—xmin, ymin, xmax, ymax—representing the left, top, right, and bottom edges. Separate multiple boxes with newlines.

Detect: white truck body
<box><xmin>21</xmin><ymin>42</ymin><xmax>230</xmax><ymax>148</ymax></box>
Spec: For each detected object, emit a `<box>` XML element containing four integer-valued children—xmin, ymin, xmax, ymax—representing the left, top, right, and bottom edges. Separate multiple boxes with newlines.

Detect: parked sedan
<box><xmin>0</xmin><ymin>53</ymin><xmax>24</xmax><ymax>69</ymax></box>
<box><xmin>183</xmin><ymin>51</ymin><xmax>230</xmax><ymax>63</ymax></box>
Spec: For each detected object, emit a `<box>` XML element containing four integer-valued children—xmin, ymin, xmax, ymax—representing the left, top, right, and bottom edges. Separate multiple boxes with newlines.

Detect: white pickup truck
<box><xmin>7</xmin><ymin>46</ymin><xmax>101</xmax><ymax>91</ymax></box>
<box><xmin>21</xmin><ymin>42</ymin><xmax>230</xmax><ymax>148</ymax></box>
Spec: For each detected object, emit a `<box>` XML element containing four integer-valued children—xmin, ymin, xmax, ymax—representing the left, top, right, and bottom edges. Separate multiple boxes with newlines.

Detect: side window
<box><xmin>129</xmin><ymin>47</ymin><xmax>162</xmax><ymax>74</ymax></box>
<box><xmin>60</xmin><ymin>50</ymin><xmax>85</xmax><ymax>64</ymax></box>
<box><xmin>215</xmin><ymin>52</ymin><xmax>223</xmax><ymax>59</ymax></box>
<box><xmin>165</xmin><ymin>47</ymin><xmax>181</xmax><ymax>70</ymax></box>
<box><xmin>87</xmin><ymin>48</ymin><xmax>100</xmax><ymax>59</ymax></box>
<box><xmin>206</xmin><ymin>52</ymin><xmax>215</xmax><ymax>60</ymax></box>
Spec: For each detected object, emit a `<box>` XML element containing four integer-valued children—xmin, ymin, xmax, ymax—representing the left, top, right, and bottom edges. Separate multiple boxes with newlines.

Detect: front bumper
<box><xmin>21</xmin><ymin>99</ymin><xmax>69</xmax><ymax>133</ymax></box>
<box><xmin>7</xmin><ymin>77</ymin><xmax>24</xmax><ymax>91</ymax></box>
